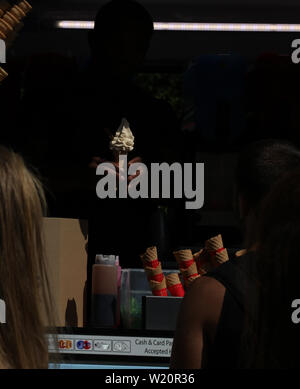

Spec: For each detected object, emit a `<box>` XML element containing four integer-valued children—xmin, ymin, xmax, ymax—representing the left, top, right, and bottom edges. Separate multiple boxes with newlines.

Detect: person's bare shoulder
<box><xmin>185</xmin><ymin>276</ymin><xmax>225</xmax><ymax>333</ymax></box>
<box><xmin>170</xmin><ymin>275</ymin><xmax>226</xmax><ymax>369</ymax></box>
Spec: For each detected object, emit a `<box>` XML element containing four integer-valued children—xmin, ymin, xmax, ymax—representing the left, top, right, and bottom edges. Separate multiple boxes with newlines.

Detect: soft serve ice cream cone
<box><xmin>110</xmin><ymin>118</ymin><xmax>134</xmax><ymax>169</ymax></box>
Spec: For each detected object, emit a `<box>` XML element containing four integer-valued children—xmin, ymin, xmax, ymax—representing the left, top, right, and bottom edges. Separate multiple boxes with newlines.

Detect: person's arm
<box><xmin>170</xmin><ymin>276</ymin><xmax>225</xmax><ymax>369</ymax></box>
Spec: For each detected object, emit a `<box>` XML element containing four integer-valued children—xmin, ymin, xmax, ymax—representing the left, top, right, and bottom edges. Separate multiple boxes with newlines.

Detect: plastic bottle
<box><xmin>91</xmin><ymin>255</ymin><xmax>118</xmax><ymax>328</ymax></box>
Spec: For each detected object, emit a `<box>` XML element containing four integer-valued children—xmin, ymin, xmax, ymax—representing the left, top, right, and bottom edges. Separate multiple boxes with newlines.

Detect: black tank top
<box><xmin>203</xmin><ymin>252</ymin><xmax>255</xmax><ymax>368</ymax></box>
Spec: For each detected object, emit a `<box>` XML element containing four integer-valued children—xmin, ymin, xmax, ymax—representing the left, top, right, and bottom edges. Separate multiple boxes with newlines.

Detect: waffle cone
<box><xmin>205</xmin><ymin>234</ymin><xmax>229</xmax><ymax>266</ymax></box>
<box><xmin>0</xmin><ymin>18</ymin><xmax>13</xmax><ymax>34</ymax></box>
<box><xmin>18</xmin><ymin>1</ymin><xmax>32</xmax><ymax>13</ymax></box>
<box><xmin>205</xmin><ymin>234</ymin><xmax>223</xmax><ymax>251</ymax></box>
<box><xmin>145</xmin><ymin>263</ymin><xmax>164</xmax><ymax>282</ymax></box>
<box><xmin>150</xmin><ymin>278</ymin><xmax>166</xmax><ymax>290</ymax></box>
<box><xmin>173</xmin><ymin>249</ymin><xmax>195</xmax><ymax>268</ymax></box>
<box><xmin>165</xmin><ymin>273</ymin><xmax>180</xmax><ymax>287</ymax></box>
<box><xmin>140</xmin><ymin>246</ymin><xmax>159</xmax><ymax>268</ymax></box>
<box><xmin>3</xmin><ymin>11</ymin><xmax>19</xmax><ymax>28</ymax></box>
<box><xmin>10</xmin><ymin>5</ymin><xmax>26</xmax><ymax>20</ymax></box>
<box><xmin>149</xmin><ymin>279</ymin><xmax>168</xmax><ymax>296</ymax></box>
<box><xmin>180</xmin><ymin>262</ymin><xmax>198</xmax><ymax>284</ymax></box>
<box><xmin>166</xmin><ymin>273</ymin><xmax>185</xmax><ymax>297</ymax></box>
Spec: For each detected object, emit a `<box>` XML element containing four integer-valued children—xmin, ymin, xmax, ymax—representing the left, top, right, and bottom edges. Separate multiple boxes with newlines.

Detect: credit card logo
<box><xmin>58</xmin><ymin>339</ymin><xmax>73</xmax><ymax>350</ymax></box>
<box><xmin>76</xmin><ymin>340</ymin><xmax>92</xmax><ymax>350</ymax></box>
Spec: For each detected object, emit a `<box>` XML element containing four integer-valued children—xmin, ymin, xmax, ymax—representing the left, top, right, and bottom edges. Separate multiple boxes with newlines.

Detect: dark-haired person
<box><xmin>170</xmin><ymin>139</ymin><xmax>300</xmax><ymax>369</ymax></box>
<box><xmin>74</xmin><ymin>1</ymin><xmax>184</xmax><ymax>258</ymax></box>
<box><xmin>0</xmin><ymin>147</ymin><xmax>56</xmax><ymax>369</ymax></box>
<box><xmin>240</xmin><ymin>169</ymin><xmax>300</xmax><ymax>368</ymax></box>
<box><xmin>21</xmin><ymin>0</ymin><xmax>183</xmax><ymax>262</ymax></box>
<box><xmin>68</xmin><ymin>0</ymin><xmax>185</xmax><ymax>324</ymax></box>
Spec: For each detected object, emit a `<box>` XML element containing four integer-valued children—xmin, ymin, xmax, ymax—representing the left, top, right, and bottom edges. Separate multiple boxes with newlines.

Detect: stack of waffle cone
<box><xmin>205</xmin><ymin>234</ymin><xmax>229</xmax><ymax>267</ymax></box>
<box><xmin>0</xmin><ymin>1</ymin><xmax>32</xmax><ymax>47</ymax></box>
<box><xmin>9</xmin><ymin>5</ymin><xmax>27</xmax><ymax>20</ymax></box>
<box><xmin>173</xmin><ymin>249</ymin><xmax>200</xmax><ymax>288</ymax></box>
<box><xmin>166</xmin><ymin>273</ymin><xmax>185</xmax><ymax>297</ymax></box>
<box><xmin>18</xmin><ymin>1</ymin><xmax>32</xmax><ymax>14</ymax></box>
<box><xmin>141</xmin><ymin>246</ymin><xmax>167</xmax><ymax>296</ymax></box>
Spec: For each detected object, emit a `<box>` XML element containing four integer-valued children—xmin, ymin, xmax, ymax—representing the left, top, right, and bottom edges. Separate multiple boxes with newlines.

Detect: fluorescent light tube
<box><xmin>56</xmin><ymin>20</ymin><xmax>300</xmax><ymax>32</ymax></box>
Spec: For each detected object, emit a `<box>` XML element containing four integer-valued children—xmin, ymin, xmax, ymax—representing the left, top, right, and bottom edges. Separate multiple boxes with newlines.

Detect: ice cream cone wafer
<box><xmin>166</xmin><ymin>273</ymin><xmax>180</xmax><ymax>286</ymax></box>
<box><xmin>205</xmin><ymin>234</ymin><xmax>229</xmax><ymax>267</ymax></box>
<box><xmin>18</xmin><ymin>1</ymin><xmax>32</xmax><ymax>14</ymax></box>
<box><xmin>144</xmin><ymin>262</ymin><xmax>164</xmax><ymax>283</ymax></box>
<box><xmin>166</xmin><ymin>273</ymin><xmax>185</xmax><ymax>297</ymax></box>
<box><xmin>180</xmin><ymin>262</ymin><xmax>198</xmax><ymax>278</ymax></box>
<box><xmin>0</xmin><ymin>18</ymin><xmax>13</xmax><ymax>34</ymax></box>
<box><xmin>149</xmin><ymin>279</ymin><xmax>168</xmax><ymax>296</ymax></box>
<box><xmin>3</xmin><ymin>11</ymin><xmax>19</xmax><ymax>28</ymax></box>
<box><xmin>10</xmin><ymin>5</ymin><xmax>26</xmax><ymax>20</ymax></box>
<box><xmin>179</xmin><ymin>262</ymin><xmax>199</xmax><ymax>287</ymax></box>
<box><xmin>173</xmin><ymin>249</ymin><xmax>195</xmax><ymax>269</ymax></box>
<box><xmin>0</xmin><ymin>29</ymin><xmax>6</xmax><ymax>40</ymax></box>
<box><xmin>140</xmin><ymin>246</ymin><xmax>159</xmax><ymax>268</ymax></box>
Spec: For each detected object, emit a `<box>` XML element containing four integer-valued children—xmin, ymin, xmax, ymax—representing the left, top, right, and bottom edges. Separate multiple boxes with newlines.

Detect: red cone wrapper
<box><xmin>179</xmin><ymin>262</ymin><xmax>199</xmax><ymax>288</ymax></box>
<box><xmin>205</xmin><ymin>234</ymin><xmax>229</xmax><ymax>267</ymax></box>
<box><xmin>145</xmin><ymin>263</ymin><xmax>165</xmax><ymax>283</ymax></box>
<box><xmin>173</xmin><ymin>249</ymin><xmax>195</xmax><ymax>269</ymax></box>
<box><xmin>166</xmin><ymin>273</ymin><xmax>185</xmax><ymax>297</ymax></box>
<box><xmin>150</xmin><ymin>279</ymin><xmax>168</xmax><ymax>296</ymax></box>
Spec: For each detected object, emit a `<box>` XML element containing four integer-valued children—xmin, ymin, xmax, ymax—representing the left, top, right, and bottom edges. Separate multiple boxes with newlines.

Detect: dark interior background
<box><xmin>2</xmin><ymin>0</ymin><xmax>300</xmax><ymax>254</ymax></box>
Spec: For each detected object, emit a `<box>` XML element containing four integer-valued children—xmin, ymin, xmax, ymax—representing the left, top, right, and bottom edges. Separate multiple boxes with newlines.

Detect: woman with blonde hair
<box><xmin>0</xmin><ymin>146</ymin><xmax>56</xmax><ymax>369</ymax></box>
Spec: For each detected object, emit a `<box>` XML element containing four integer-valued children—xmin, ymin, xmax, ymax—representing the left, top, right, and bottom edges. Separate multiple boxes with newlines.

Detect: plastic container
<box><xmin>120</xmin><ymin>268</ymin><xmax>180</xmax><ymax>329</ymax></box>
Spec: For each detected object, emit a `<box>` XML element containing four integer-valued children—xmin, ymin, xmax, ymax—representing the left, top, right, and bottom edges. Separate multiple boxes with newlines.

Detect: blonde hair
<box><xmin>0</xmin><ymin>147</ymin><xmax>56</xmax><ymax>368</ymax></box>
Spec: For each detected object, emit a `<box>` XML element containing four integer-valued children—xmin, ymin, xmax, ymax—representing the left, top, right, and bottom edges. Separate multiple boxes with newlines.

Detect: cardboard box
<box><xmin>43</xmin><ymin>218</ymin><xmax>88</xmax><ymax>327</ymax></box>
